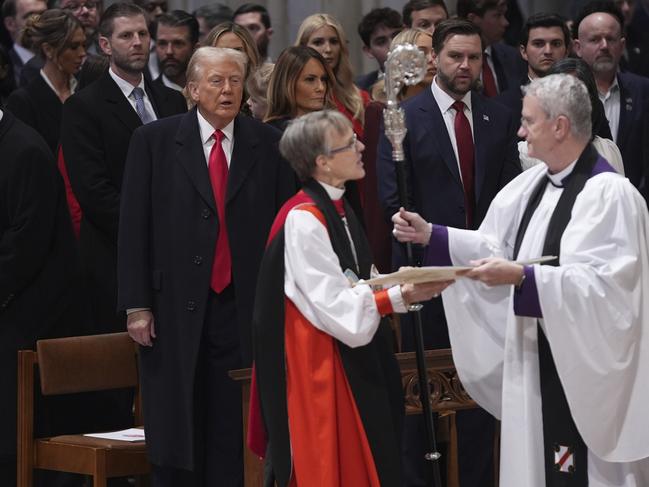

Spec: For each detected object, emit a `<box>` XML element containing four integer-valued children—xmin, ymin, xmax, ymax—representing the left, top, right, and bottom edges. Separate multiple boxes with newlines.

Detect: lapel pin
<box><xmin>483</xmin><ymin>114</ymin><xmax>490</xmax><ymax>121</ymax></box>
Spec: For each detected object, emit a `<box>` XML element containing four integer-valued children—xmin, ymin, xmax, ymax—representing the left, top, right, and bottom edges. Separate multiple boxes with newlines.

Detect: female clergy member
<box><xmin>251</xmin><ymin>110</ymin><xmax>449</xmax><ymax>487</ymax></box>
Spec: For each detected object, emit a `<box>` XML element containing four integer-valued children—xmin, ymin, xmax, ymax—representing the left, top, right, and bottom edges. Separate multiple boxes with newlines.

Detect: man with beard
<box><xmin>154</xmin><ymin>10</ymin><xmax>198</xmax><ymax>91</ymax></box>
<box><xmin>495</xmin><ymin>13</ymin><xmax>570</xmax><ymax>130</ymax></box>
<box><xmin>377</xmin><ymin>18</ymin><xmax>520</xmax><ymax>487</ymax></box>
<box><xmin>133</xmin><ymin>0</ymin><xmax>167</xmax><ymax>80</ymax></box>
<box><xmin>233</xmin><ymin>3</ymin><xmax>273</xmax><ymax>61</ymax></box>
<box><xmin>61</xmin><ymin>2</ymin><xmax>186</xmax><ymax>335</ymax></box>
<box><xmin>574</xmin><ymin>1</ymin><xmax>649</xmax><ymax>200</ymax></box>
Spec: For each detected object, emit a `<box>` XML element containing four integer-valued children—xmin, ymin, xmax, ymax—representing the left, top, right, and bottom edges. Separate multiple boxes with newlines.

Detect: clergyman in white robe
<box><xmin>408</xmin><ymin>155</ymin><xmax>649</xmax><ymax>486</ymax></box>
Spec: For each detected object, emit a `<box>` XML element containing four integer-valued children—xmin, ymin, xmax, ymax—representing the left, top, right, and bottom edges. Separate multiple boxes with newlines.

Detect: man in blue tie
<box><xmin>61</xmin><ymin>2</ymin><xmax>186</xmax><ymax>335</ymax></box>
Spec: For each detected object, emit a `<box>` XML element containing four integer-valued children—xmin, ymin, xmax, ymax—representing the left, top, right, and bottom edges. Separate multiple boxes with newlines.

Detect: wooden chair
<box><xmin>17</xmin><ymin>332</ymin><xmax>150</xmax><ymax>487</ymax></box>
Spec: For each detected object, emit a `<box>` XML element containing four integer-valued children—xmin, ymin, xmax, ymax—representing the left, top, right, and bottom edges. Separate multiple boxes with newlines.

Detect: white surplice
<box><xmin>437</xmin><ymin>163</ymin><xmax>649</xmax><ymax>486</ymax></box>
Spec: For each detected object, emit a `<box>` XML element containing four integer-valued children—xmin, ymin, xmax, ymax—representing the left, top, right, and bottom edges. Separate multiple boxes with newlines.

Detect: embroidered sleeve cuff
<box><xmin>424</xmin><ymin>225</ymin><xmax>452</xmax><ymax>266</ymax></box>
<box><xmin>375</xmin><ymin>288</ymin><xmax>395</xmax><ymax>316</ymax></box>
<box><xmin>513</xmin><ymin>265</ymin><xmax>543</xmax><ymax>318</ymax></box>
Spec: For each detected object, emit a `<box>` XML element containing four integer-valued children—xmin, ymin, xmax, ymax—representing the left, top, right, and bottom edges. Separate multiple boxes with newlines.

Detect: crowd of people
<box><xmin>1</xmin><ymin>0</ymin><xmax>649</xmax><ymax>486</ymax></box>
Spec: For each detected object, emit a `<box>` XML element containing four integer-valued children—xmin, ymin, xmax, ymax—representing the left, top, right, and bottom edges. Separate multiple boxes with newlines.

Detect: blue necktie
<box><xmin>131</xmin><ymin>87</ymin><xmax>154</xmax><ymax>124</ymax></box>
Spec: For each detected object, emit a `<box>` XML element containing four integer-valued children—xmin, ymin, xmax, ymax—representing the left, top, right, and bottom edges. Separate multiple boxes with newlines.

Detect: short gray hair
<box><xmin>279</xmin><ymin>110</ymin><xmax>352</xmax><ymax>182</ymax></box>
<box><xmin>522</xmin><ymin>74</ymin><xmax>592</xmax><ymax>141</ymax></box>
<box><xmin>186</xmin><ymin>46</ymin><xmax>247</xmax><ymax>84</ymax></box>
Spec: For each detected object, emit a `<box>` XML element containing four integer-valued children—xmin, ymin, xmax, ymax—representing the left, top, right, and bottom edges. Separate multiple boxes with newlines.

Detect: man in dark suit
<box><xmin>495</xmin><ymin>12</ymin><xmax>570</xmax><ymax>128</ymax></box>
<box><xmin>574</xmin><ymin>0</ymin><xmax>649</xmax><ymax>198</ymax></box>
<box><xmin>61</xmin><ymin>2</ymin><xmax>186</xmax><ymax>334</ymax></box>
<box><xmin>1</xmin><ymin>0</ymin><xmax>46</xmax><ymax>86</ymax></box>
<box><xmin>355</xmin><ymin>7</ymin><xmax>403</xmax><ymax>92</ymax></box>
<box><xmin>0</xmin><ymin>109</ymin><xmax>84</xmax><ymax>486</ymax></box>
<box><xmin>153</xmin><ymin>10</ymin><xmax>197</xmax><ymax>91</ymax></box>
<box><xmin>377</xmin><ymin>19</ymin><xmax>520</xmax><ymax>487</ymax></box>
<box><xmin>118</xmin><ymin>47</ymin><xmax>297</xmax><ymax>486</ymax></box>
<box><xmin>457</xmin><ymin>0</ymin><xmax>527</xmax><ymax>97</ymax></box>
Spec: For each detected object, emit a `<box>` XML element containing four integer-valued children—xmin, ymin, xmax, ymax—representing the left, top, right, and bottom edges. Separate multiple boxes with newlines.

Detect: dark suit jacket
<box><xmin>490</xmin><ymin>42</ymin><xmax>527</xmax><ymax>94</ymax></box>
<box><xmin>377</xmin><ymin>87</ymin><xmax>520</xmax><ymax>348</ymax></box>
<box><xmin>8</xmin><ymin>46</ymin><xmax>25</xmax><ymax>87</ymax></box>
<box><xmin>616</xmin><ymin>72</ymin><xmax>649</xmax><ymax>195</ymax></box>
<box><xmin>0</xmin><ymin>111</ymin><xmax>83</xmax><ymax>458</ymax></box>
<box><xmin>117</xmin><ymin>109</ymin><xmax>297</xmax><ymax>469</ymax></box>
<box><xmin>61</xmin><ymin>70</ymin><xmax>186</xmax><ymax>332</ymax></box>
<box><xmin>6</xmin><ymin>73</ymin><xmax>63</xmax><ymax>154</ymax></box>
<box><xmin>355</xmin><ymin>69</ymin><xmax>380</xmax><ymax>92</ymax></box>
<box><xmin>17</xmin><ymin>54</ymin><xmax>43</xmax><ymax>87</ymax></box>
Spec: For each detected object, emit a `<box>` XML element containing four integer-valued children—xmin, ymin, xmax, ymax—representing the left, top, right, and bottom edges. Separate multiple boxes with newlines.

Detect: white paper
<box><xmin>84</xmin><ymin>427</ymin><xmax>145</xmax><ymax>442</ymax></box>
<box><xmin>357</xmin><ymin>256</ymin><xmax>557</xmax><ymax>287</ymax></box>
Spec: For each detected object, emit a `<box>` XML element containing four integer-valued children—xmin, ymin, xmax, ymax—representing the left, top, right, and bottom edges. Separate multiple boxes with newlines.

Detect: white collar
<box><xmin>161</xmin><ymin>74</ymin><xmax>183</xmax><ymax>92</ymax></box>
<box><xmin>547</xmin><ymin>159</ymin><xmax>578</xmax><ymax>187</ymax></box>
<box><xmin>317</xmin><ymin>180</ymin><xmax>346</xmax><ymax>200</ymax></box>
<box><xmin>109</xmin><ymin>67</ymin><xmax>145</xmax><ymax>99</ymax></box>
<box><xmin>196</xmin><ymin>107</ymin><xmax>235</xmax><ymax>144</ymax></box>
<box><xmin>13</xmin><ymin>43</ymin><xmax>34</xmax><ymax>64</ymax></box>
<box><xmin>39</xmin><ymin>69</ymin><xmax>78</xmax><ymax>97</ymax></box>
<box><xmin>431</xmin><ymin>76</ymin><xmax>473</xmax><ymax>114</ymax></box>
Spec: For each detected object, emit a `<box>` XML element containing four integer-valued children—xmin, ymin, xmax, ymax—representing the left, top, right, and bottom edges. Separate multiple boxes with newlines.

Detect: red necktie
<box><xmin>208</xmin><ymin>130</ymin><xmax>231</xmax><ymax>293</ymax></box>
<box><xmin>333</xmin><ymin>199</ymin><xmax>346</xmax><ymax>217</ymax></box>
<box><xmin>481</xmin><ymin>52</ymin><xmax>498</xmax><ymax>97</ymax></box>
<box><xmin>452</xmin><ymin>101</ymin><xmax>475</xmax><ymax>228</ymax></box>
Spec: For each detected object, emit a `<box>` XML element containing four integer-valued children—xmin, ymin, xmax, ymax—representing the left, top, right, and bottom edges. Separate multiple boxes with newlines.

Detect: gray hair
<box><xmin>186</xmin><ymin>46</ymin><xmax>247</xmax><ymax>84</ymax></box>
<box><xmin>184</xmin><ymin>47</ymin><xmax>248</xmax><ymax>105</ymax></box>
<box><xmin>522</xmin><ymin>73</ymin><xmax>592</xmax><ymax>141</ymax></box>
<box><xmin>279</xmin><ymin>110</ymin><xmax>352</xmax><ymax>182</ymax></box>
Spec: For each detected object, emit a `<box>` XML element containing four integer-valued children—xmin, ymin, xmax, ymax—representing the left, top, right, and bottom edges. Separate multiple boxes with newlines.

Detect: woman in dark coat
<box><xmin>6</xmin><ymin>9</ymin><xmax>85</xmax><ymax>154</ymax></box>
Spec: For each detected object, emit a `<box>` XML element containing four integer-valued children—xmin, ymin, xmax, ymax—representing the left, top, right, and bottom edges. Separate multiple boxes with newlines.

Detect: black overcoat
<box><xmin>0</xmin><ymin>112</ymin><xmax>83</xmax><ymax>459</ymax></box>
<box><xmin>61</xmin><ymin>71</ymin><xmax>186</xmax><ymax>331</ymax></box>
<box><xmin>117</xmin><ymin>108</ymin><xmax>297</xmax><ymax>469</ymax></box>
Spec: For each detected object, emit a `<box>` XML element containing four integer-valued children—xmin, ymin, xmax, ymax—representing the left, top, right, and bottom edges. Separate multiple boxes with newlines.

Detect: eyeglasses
<box><xmin>328</xmin><ymin>133</ymin><xmax>358</xmax><ymax>155</ymax></box>
<box><xmin>63</xmin><ymin>0</ymin><xmax>98</xmax><ymax>11</ymax></box>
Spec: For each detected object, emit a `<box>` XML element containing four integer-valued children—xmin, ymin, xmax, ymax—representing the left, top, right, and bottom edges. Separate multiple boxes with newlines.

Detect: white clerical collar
<box><xmin>109</xmin><ymin>67</ymin><xmax>145</xmax><ymax>99</ymax></box>
<box><xmin>317</xmin><ymin>180</ymin><xmax>346</xmax><ymax>200</ymax></box>
<box><xmin>547</xmin><ymin>159</ymin><xmax>578</xmax><ymax>187</ymax></box>
<box><xmin>161</xmin><ymin>74</ymin><xmax>183</xmax><ymax>92</ymax></box>
<box><xmin>196</xmin><ymin>107</ymin><xmax>235</xmax><ymax>144</ymax></box>
<box><xmin>40</xmin><ymin>69</ymin><xmax>78</xmax><ymax>98</ymax></box>
<box><xmin>431</xmin><ymin>76</ymin><xmax>472</xmax><ymax>114</ymax></box>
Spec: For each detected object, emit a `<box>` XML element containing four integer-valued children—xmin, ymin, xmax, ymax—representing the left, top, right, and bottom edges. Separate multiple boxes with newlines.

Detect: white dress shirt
<box><xmin>430</xmin><ymin>77</ymin><xmax>475</xmax><ymax>183</ymax></box>
<box><xmin>40</xmin><ymin>69</ymin><xmax>78</xmax><ymax>99</ymax></box>
<box><xmin>161</xmin><ymin>74</ymin><xmax>182</xmax><ymax>92</ymax></box>
<box><xmin>196</xmin><ymin>108</ymin><xmax>234</xmax><ymax>167</ymax></box>
<box><xmin>108</xmin><ymin>67</ymin><xmax>157</xmax><ymax>123</ymax></box>
<box><xmin>599</xmin><ymin>76</ymin><xmax>620</xmax><ymax>143</ymax></box>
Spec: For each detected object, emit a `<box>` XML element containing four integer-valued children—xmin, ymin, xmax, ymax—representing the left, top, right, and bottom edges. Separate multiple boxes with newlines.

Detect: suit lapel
<box><xmin>616</xmin><ymin>75</ymin><xmax>633</xmax><ymax>148</ymax></box>
<box><xmin>175</xmin><ymin>108</ymin><xmax>216</xmax><ymax>212</ymax></box>
<box><xmin>227</xmin><ymin>115</ymin><xmax>260</xmax><ymax>204</ymax></box>
<box><xmin>471</xmin><ymin>94</ymin><xmax>489</xmax><ymax>203</ymax></box>
<box><xmin>417</xmin><ymin>89</ymin><xmax>463</xmax><ymax>191</ymax></box>
<box><xmin>101</xmin><ymin>72</ymin><xmax>142</xmax><ymax>133</ymax></box>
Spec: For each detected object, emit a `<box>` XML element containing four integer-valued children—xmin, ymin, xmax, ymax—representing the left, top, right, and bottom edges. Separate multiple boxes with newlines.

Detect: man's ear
<box><xmin>99</xmin><ymin>35</ymin><xmax>112</xmax><ymax>56</ymax></box>
<box><xmin>362</xmin><ymin>44</ymin><xmax>375</xmax><ymax>60</ymax></box>
<box><xmin>3</xmin><ymin>16</ymin><xmax>16</xmax><ymax>37</ymax></box>
<box><xmin>266</xmin><ymin>27</ymin><xmax>273</xmax><ymax>39</ymax></box>
<box><xmin>554</xmin><ymin>115</ymin><xmax>571</xmax><ymax>140</ymax></box>
<box><xmin>520</xmin><ymin>44</ymin><xmax>528</xmax><ymax>63</ymax></box>
<box><xmin>573</xmin><ymin>38</ymin><xmax>582</xmax><ymax>57</ymax></box>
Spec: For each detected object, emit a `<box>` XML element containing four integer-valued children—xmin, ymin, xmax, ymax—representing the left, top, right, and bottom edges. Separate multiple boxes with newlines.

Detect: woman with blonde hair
<box><xmin>264</xmin><ymin>46</ymin><xmax>334</xmax><ymax>131</ymax></box>
<box><xmin>204</xmin><ymin>21</ymin><xmax>260</xmax><ymax>74</ymax></box>
<box><xmin>295</xmin><ymin>13</ymin><xmax>369</xmax><ymax>138</ymax></box>
<box><xmin>246</xmin><ymin>62</ymin><xmax>274</xmax><ymax>119</ymax></box>
<box><xmin>371</xmin><ymin>28</ymin><xmax>435</xmax><ymax>102</ymax></box>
